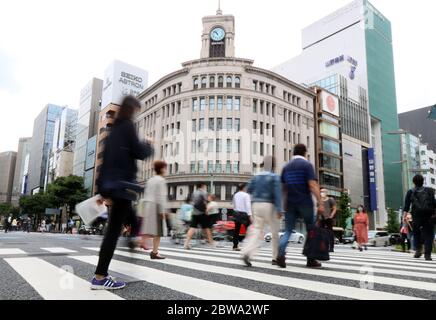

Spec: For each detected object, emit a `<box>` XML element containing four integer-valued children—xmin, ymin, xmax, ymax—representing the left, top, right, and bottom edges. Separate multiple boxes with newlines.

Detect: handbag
<box><xmin>302</xmin><ymin>225</ymin><xmax>330</xmax><ymax>261</ymax></box>
<box><xmin>75</xmin><ymin>195</ymin><xmax>107</xmax><ymax>225</ymax></box>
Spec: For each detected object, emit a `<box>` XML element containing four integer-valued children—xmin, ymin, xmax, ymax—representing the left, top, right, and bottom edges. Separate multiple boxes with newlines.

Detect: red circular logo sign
<box><xmin>326</xmin><ymin>95</ymin><xmax>336</xmax><ymax>112</ymax></box>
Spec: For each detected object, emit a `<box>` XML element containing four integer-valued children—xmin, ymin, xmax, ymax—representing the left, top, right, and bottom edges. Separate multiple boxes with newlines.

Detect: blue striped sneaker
<box><xmin>91</xmin><ymin>276</ymin><xmax>126</xmax><ymax>290</ymax></box>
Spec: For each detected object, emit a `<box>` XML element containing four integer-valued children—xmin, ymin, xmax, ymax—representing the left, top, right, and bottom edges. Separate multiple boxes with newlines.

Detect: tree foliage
<box><xmin>337</xmin><ymin>192</ymin><xmax>352</xmax><ymax>229</ymax></box>
<box><xmin>386</xmin><ymin>208</ymin><xmax>400</xmax><ymax>234</ymax></box>
<box><xmin>19</xmin><ymin>193</ymin><xmax>54</xmax><ymax>219</ymax></box>
<box><xmin>0</xmin><ymin>202</ymin><xmax>19</xmax><ymax>217</ymax></box>
<box><xmin>46</xmin><ymin>175</ymin><xmax>88</xmax><ymax>218</ymax></box>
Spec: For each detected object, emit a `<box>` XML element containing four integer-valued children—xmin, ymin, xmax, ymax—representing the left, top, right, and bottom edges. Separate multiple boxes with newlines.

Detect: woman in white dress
<box><xmin>138</xmin><ymin>161</ymin><xmax>168</xmax><ymax>259</ymax></box>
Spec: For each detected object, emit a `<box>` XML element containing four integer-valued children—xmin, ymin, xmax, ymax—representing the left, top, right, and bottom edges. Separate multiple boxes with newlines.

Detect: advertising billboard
<box><xmin>101</xmin><ymin>60</ymin><xmax>148</xmax><ymax>108</ymax></box>
<box><xmin>367</xmin><ymin>148</ymin><xmax>378</xmax><ymax>211</ymax></box>
<box><xmin>320</xmin><ymin>90</ymin><xmax>339</xmax><ymax>117</ymax></box>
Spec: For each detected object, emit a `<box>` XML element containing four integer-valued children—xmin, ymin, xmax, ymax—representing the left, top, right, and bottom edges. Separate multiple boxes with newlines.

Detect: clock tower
<box><xmin>200</xmin><ymin>7</ymin><xmax>235</xmax><ymax>59</ymax></box>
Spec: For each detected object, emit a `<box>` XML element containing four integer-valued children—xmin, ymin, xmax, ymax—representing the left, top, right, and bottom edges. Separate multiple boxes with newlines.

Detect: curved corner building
<box><xmin>136</xmin><ymin>9</ymin><xmax>316</xmax><ymax>214</ymax></box>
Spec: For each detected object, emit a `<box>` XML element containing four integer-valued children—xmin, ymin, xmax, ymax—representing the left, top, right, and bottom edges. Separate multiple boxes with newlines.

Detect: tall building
<box><xmin>135</xmin><ymin>8</ymin><xmax>316</xmax><ymax>215</ymax></box>
<box><xmin>45</xmin><ymin>107</ymin><xmax>78</xmax><ymax>188</ymax></box>
<box><xmin>273</xmin><ymin>0</ymin><xmax>401</xmax><ymax>227</ymax></box>
<box><xmin>11</xmin><ymin>137</ymin><xmax>31</xmax><ymax>205</ymax></box>
<box><xmin>313</xmin><ymin>88</ymin><xmax>343</xmax><ymax>198</ymax></box>
<box><xmin>93</xmin><ymin>60</ymin><xmax>149</xmax><ymax>193</ymax></box>
<box><xmin>0</xmin><ymin>151</ymin><xmax>17</xmax><ymax>203</ymax></box>
<box><xmin>399</xmin><ymin>105</ymin><xmax>436</xmax><ymax>152</ymax></box>
<box><xmin>400</xmin><ymin>132</ymin><xmax>436</xmax><ymax>195</ymax></box>
<box><xmin>27</xmin><ymin>104</ymin><xmax>64</xmax><ymax>194</ymax></box>
<box><xmin>73</xmin><ymin>78</ymin><xmax>103</xmax><ymax>192</ymax></box>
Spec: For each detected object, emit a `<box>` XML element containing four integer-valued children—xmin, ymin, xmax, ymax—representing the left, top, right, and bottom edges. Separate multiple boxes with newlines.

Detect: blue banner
<box><xmin>367</xmin><ymin>148</ymin><xmax>378</xmax><ymax>211</ymax></box>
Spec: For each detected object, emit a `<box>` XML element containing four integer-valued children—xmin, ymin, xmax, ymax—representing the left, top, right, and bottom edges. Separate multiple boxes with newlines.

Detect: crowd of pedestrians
<box><xmin>87</xmin><ymin>95</ymin><xmax>435</xmax><ymax>291</ymax></box>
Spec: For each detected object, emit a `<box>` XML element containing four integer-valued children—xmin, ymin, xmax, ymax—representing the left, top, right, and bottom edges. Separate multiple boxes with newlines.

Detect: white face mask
<box><xmin>321</xmin><ymin>192</ymin><xmax>327</xmax><ymax>197</ymax></box>
<box><xmin>358</xmin><ymin>208</ymin><xmax>364</xmax><ymax>213</ymax></box>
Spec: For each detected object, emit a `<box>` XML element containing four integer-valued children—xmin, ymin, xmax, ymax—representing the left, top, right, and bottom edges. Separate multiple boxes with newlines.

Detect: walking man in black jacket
<box><xmin>91</xmin><ymin>96</ymin><xmax>154</xmax><ymax>290</ymax></box>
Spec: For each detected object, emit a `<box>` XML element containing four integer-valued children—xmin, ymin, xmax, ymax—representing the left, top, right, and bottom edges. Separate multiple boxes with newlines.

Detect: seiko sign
<box><xmin>101</xmin><ymin>60</ymin><xmax>148</xmax><ymax>108</ymax></box>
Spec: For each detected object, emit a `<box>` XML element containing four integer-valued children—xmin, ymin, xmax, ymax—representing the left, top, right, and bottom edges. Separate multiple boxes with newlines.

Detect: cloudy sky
<box><xmin>0</xmin><ymin>0</ymin><xmax>435</xmax><ymax>152</ymax></box>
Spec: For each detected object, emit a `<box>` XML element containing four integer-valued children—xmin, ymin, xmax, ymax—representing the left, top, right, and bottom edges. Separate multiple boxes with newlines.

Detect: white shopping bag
<box><xmin>75</xmin><ymin>195</ymin><xmax>107</xmax><ymax>225</ymax></box>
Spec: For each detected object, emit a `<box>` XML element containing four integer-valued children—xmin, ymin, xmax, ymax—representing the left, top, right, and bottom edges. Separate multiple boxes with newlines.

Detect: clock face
<box><xmin>211</xmin><ymin>27</ymin><xmax>225</xmax><ymax>41</ymax></box>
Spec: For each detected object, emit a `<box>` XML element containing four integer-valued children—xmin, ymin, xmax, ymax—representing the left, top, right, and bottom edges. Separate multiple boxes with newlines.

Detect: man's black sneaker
<box><xmin>425</xmin><ymin>256</ymin><xmax>433</xmax><ymax>261</ymax></box>
<box><xmin>306</xmin><ymin>260</ymin><xmax>322</xmax><ymax>268</ymax></box>
<box><xmin>242</xmin><ymin>255</ymin><xmax>252</xmax><ymax>267</ymax></box>
<box><xmin>272</xmin><ymin>259</ymin><xmax>278</xmax><ymax>265</ymax></box>
<box><xmin>276</xmin><ymin>256</ymin><xmax>286</xmax><ymax>268</ymax></box>
<box><xmin>414</xmin><ymin>252</ymin><xmax>422</xmax><ymax>259</ymax></box>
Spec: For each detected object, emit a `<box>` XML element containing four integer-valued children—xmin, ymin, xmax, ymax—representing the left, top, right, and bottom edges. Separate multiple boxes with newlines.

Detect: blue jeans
<box><xmin>279</xmin><ymin>205</ymin><xmax>315</xmax><ymax>258</ymax></box>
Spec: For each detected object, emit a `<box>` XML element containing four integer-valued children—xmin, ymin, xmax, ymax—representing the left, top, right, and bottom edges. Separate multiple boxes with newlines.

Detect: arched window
<box><xmin>218</xmin><ymin>76</ymin><xmax>224</xmax><ymax>88</ymax></box>
<box><xmin>235</xmin><ymin>76</ymin><xmax>241</xmax><ymax>88</ymax></box>
<box><xmin>193</xmin><ymin>78</ymin><xmax>199</xmax><ymax>89</ymax></box>
<box><xmin>226</xmin><ymin>76</ymin><xmax>232</xmax><ymax>88</ymax></box>
<box><xmin>209</xmin><ymin>76</ymin><xmax>215</xmax><ymax>88</ymax></box>
<box><xmin>175</xmin><ymin>162</ymin><xmax>179</xmax><ymax>174</ymax></box>
<box><xmin>201</xmin><ymin>77</ymin><xmax>207</xmax><ymax>89</ymax></box>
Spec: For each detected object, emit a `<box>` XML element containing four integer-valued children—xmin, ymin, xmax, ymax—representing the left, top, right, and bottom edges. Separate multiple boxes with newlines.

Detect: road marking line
<box><xmin>72</xmin><ymin>254</ymin><xmax>282</xmax><ymax>300</ymax></box>
<box><xmin>41</xmin><ymin>248</ymin><xmax>77</xmax><ymax>254</ymax></box>
<box><xmin>185</xmin><ymin>246</ymin><xmax>436</xmax><ymax>272</ymax></box>
<box><xmin>153</xmin><ymin>249</ymin><xmax>436</xmax><ymax>292</ymax></box>
<box><xmin>152</xmin><ymin>246</ymin><xmax>436</xmax><ymax>280</ymax></box>
<box><xmin>4</xmin><ymin>257</ymin><xmax>123</xmax><ymax>300</ymax></box>
<box><xmin>84</xmin><ymin>247</ymin><xmax>422</xmax><ymax>300</ymax></box>
<box><xmin>0</xmin><ymin>249</ymin><xmax>26</xmax><ymax>255</ymax></box>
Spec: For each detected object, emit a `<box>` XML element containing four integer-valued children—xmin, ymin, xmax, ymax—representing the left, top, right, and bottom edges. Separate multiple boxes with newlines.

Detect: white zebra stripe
<box><xmin>71</xmin><ymin>254</ymin><xmax>282</xmax><ymax>300</ymax></box>
<box><xmin>83</xmin><ymin>247</ymin><xmax>422</xmax><ymax>300</ymax></box>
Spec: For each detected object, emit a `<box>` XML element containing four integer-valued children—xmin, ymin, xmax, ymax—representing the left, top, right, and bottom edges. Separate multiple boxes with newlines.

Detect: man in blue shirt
<box><xmin>277</xmin><ymin>144</ymin><xmax>324</xmax><ymax>268</ymax></box>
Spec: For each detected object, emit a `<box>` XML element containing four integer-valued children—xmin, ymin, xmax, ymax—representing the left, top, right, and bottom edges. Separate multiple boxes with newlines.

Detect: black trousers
<box><xmin>233</xmin><ymin>212</ymin><xmax>250</xmax><ymax>249</ymax></box>
<box><xmin>95</xmin><ymin>198</ymin><xmax>138</xmax><ymax>277</ymax></box>
<box><xmin>413</xmin><ymin>221</ymin><xmax>435</xmax><ymax>256</ymax></box>
<box><xmin>319</xmin><ymin>218</ymin><xmax>335</xmax><ymax>252</ymax></box>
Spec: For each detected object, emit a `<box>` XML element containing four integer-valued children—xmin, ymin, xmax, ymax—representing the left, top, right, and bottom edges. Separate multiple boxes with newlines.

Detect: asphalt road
<box><xmin>0</xmin><ymin>232</ymin><xmax>435</xmax><ymax>300</ymax></box>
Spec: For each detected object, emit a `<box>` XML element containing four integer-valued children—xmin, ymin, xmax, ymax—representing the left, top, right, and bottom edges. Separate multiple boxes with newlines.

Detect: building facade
<box><xmin>27</xmin><ymin>104</ymin><xmax>64</xmax><ymax>194</ymax></box>
<box><xmin>273</xmin><ymin>0</ymin><xmax>401</xmax><ymax>227</ymax></box>
<box><xmin>45</xmin><ymin>107</ymin><xmax>78</xmax><ymax>188</ymax></box>
<box><xmin>93</xmin><ymin>60</ymin><xmax>149</xmax><ymax>193</ymax></box>
<box><xmin>136</xmin><ymin>9</ymin><xmax>316</xmax><ymax>213</ymax></box>
<box><xmin>400</xmin><ymin>132</ymin><xmax>436</xmax><ymax>196</ymax></box>
<box><xmin>0</xmin><ymin>151</ymin><xmax>17</xmax><ymax>203</ymax></box>
<box><xmin>11</xmin><ymin>137</ymin><xmax>31</xmax><ymax>205</ymax></box>
<box><xmin>399</xmin><ymin>106</ymin><xmax>436</xmax><ymax>152</ymax></box>
<box><xmin>73</xmin><ymin>77</ymin><xmax>103</xmax><ymax>192</ymax></box>
<box><xmin>313</xmin><ymin>88</ymin><xmax>343</xmax><ymax>198</ymax></box>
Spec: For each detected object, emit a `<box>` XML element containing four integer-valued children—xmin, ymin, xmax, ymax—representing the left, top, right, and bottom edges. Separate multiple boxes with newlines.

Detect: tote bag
<box><xmin>75</xmin><ymin>195</ymin><xmax>107</xmax><ymax>225</ymax></box>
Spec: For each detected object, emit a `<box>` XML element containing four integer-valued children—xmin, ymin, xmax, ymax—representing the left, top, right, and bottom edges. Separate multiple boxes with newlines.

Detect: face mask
<box><xmin>321</xmin><ymin>192</ymin><xmax>327</xmax><ymax>197</ymax></box>
<box><xmin>358</xmin><ymin>208</ymin><xmax>363</xmax><ymax>213</ymax></box>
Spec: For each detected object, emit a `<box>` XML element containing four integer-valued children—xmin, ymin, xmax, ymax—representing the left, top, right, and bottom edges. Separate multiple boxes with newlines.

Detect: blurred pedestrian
<box><xmin>4</xmin><ymin>215</ymin><xmax>12</xmax><ymax>233</ymax></box>
<box><xmin>276</xmin><ymin>144</ymin><xmax>325</xmax><ymax>268</ymax></box>
<box><xmin>179</xmin><ymin>194</ymin><xmax>193</xmax><ymax>225</ymax></box>
<box><xmin>400</xmin><ymin>213</ymin><xmax>412</xmax><ymax>253</ymax></box>
<box><xmin>242</xmin><ymin>156</ymin><xmax>282</xmax><ymax>267</ymax></box>
<box><xmin>11</xmin><ymin>218</ymin><xmax>17</xmax><ymax>231</ymax></box>
<box><xmin>91</xmin><ymin>96</ymin><xmax>154</xmax><ymax>290</ymax></box>
<box><xmin>232</xmin><ymin>183</ymin><xmax>252</xmax><ymax>251</ymax></box>
<box><xmin>207</xmin><ymin>194</ymin><xmax>220</xmax><ymax>226</ymax></box>
<box><xmin>403</xmin><ymin>174</ymin><xmax>435</xmax><ymax>261</ymax></box>
<box><xmin>319</xmin><ymin>188</ymin><xmax>337</xmax><ymax>252</ymax></box>
<box><xmin>184</xmin><ymin>183</ymin><xmax>214</xmax><ymax>249</ymax></box>
<box><xmin>138</xmin><ymin>160</ymin><xmax>168</xmax><ymax>260</ymax></box>
<box><xmin>353</xmin><ymin>205</ymin><xmax>369</xmax><ymax>252</ymax></box>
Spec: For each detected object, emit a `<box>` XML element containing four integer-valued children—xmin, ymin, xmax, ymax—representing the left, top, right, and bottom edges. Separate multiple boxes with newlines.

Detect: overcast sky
<box><xmin>0</xmin><ymin>0</ymin><xmax>435</xmax><ymax>152</ymax></box>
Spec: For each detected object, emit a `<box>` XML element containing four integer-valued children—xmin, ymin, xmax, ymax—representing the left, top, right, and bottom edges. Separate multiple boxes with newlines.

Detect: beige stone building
<box><xmin>0</xmin><ymin>151</ymin><xmax>17</xmax><ymax>204</ymax></box>
<box><xmin>136</xmin><ymin>9</ymin><xmax>316</xmax><ymax>213</ymax></box>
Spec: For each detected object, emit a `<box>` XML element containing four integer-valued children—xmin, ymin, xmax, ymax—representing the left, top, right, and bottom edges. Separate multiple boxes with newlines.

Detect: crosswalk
<box><xmin>1</xmin><ymin>243</ymin><xmax>435</xmax><ymax>300</ymax></box>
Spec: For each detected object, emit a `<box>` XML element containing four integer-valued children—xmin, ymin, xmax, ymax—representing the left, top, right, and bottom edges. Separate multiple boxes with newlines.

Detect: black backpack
<box><xmin>411</xmin><ymin>187</ymin><xmax>434</xmax><ymax>212</ymax></box>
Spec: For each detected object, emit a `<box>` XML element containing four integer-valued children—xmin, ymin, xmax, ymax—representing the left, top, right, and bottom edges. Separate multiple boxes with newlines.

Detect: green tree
<box><xmin>385</xmin><ymin>208</ymin><xmax>400</xmax><ymax>234</ymax></box>
<box><xmin>337</xmin><ymin>192</ymin><xmax>352</xmax><ymax>229</ymax></box>
<box><xmin>19</xmin><ymin>193</ymin><xmax>55</xmax><ymax>224</ymax></box>
<box><xmin>46</xmin><ymin>175</ymin><xmax>88</xmax><ymax>220</ymax></box>
<box><xmin>0</xmin><ymin>202</ymin><xmax>13</xmax><ymax>217</ymax></box>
